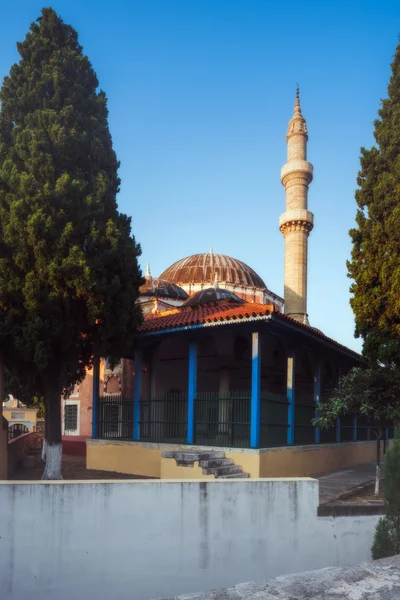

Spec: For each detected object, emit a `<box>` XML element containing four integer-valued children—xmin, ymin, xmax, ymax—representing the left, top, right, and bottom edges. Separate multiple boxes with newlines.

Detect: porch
<box><xmin>88</xmin><ymin>312</ymin><xmax>392</xmax><ymax>477</ymax></box>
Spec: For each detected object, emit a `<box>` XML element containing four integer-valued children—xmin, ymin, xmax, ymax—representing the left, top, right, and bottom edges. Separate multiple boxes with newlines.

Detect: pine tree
<box><xmin>348</xmin><ymin>42</ymin><xmax>400</xmax><ymax>365</ymax></box>
<box><xmin>0</xmin><ymin>8</ymin><xmax>143</xmax><ymax>478</ymax></box>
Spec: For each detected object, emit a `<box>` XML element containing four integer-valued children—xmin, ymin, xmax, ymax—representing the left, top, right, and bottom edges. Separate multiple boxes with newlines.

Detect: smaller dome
<box><xmin>140</xmin><ymin>276</ymin><xmax>188</xmax><ymax>301</ymax></box>
<box><xmin>183</xmin><ymin>287</ymin><xmax>244</xmax><ymax>307</ymax></box>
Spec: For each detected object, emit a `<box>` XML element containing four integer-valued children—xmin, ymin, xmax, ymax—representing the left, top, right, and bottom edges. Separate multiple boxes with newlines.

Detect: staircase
<box><xmin>162</xmin><ymin>450</ymin><xmax>249</xmax><ymax>479</ymax></box>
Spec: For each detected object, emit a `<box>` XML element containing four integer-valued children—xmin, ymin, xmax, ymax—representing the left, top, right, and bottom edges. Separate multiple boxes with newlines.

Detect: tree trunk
<box><xmin>375</xmin><ymin>428</ymin><xmax>382</xmax><ymax>496</ymax></box>
<box><xmin>42</xmin><ymin>376</ymin><xmax>63</xmax><ymax>480</ymax></box>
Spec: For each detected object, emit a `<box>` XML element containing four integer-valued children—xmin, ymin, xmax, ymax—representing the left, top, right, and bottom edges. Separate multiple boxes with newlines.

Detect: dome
<box><xmin>140</xmin><ymin>276</ymin><xmax>189</xmax><ymax>301</ymax></box>
<box><xmin>183</xmin><ymin>287</ymin><xmax>244</xmax><ymax>307</ymax></box>
<box><xmin>160</xmin><ymin>253</ymin><xmax>266</xmax><ymax>289</ymax></box>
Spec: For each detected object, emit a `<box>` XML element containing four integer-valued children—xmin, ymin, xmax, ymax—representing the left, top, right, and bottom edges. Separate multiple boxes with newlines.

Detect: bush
<box><xmin>371</xmin><ymin>428</ymin><xmax>400</xmax><ymax>559</ymax></box>
<box><xmin>372</xmin><ymin>517</ymin><xmax>396</xmax><ymax>560</ymax></box>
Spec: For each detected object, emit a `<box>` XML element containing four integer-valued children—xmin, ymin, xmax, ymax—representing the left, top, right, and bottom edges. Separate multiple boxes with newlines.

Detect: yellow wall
<box><xmin>3</xmin><ymin>408</ymin><xmax>38</xmax><ymax>432</ymax></box>
<box><xmin>259</xmin><ymin>441</ymin><xmax>378</xmax><ymax>478</ymax></box>
<box><xmin>225</xmin><ymin>451</ymin><xmax>260</xmax><ymax>478</ymax></box>
<box><xmin>87</xmin><ymin>440</ymin><xmax>382</xmax><ymax>480</ymax></box>
<box><xmin>87</xmin><ymin>441</ymin><xmax>163</xmax><ymax>478</ymax></box>
<box><xmin>160</xmin><ymin>458</ymin><xmax>214</xmax><ymax>479</ymax></box>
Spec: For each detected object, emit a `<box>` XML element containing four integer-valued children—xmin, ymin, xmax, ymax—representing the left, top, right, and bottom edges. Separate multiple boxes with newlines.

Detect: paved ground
<box><xmin>314</xmin><ymin>460</ymin><xmax>380</xmax><ymax>504</ymax></box>
<box><xmin>12</xmin><ymin>453</ymin><xmax>149</xmax><ymax>480</ymax></box>
<box><xmin>161</xmin><ymin>555</ymin><xmax>400</xmax><ymax>599</ymax></box>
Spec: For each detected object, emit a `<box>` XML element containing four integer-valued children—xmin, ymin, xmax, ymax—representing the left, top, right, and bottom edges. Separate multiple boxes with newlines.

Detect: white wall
<box><xmin>0</xmin><ymin>479</ymin><xmax>379</xmax><ymax>600</ymax></box>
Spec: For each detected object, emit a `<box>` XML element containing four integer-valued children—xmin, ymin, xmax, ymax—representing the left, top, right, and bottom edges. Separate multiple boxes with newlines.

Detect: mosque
<box><xmin>65</xmin><ymin>92</ymin><xmax>381</xmax><ymax>479</ymax></box>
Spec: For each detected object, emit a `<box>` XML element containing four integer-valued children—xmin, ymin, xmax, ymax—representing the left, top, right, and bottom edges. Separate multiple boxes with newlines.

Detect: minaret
<box><xmin>279</xmin><ymin>87</ymin><xmax>314</xmax><ymax>324</ymax></box>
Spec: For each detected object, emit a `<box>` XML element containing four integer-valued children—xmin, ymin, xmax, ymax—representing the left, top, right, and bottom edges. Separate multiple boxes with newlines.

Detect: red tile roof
<box><xmin>139</xmin><ymin>302</ymin><xmax>361</xmax><ymax>359</ymax></box>
<box><xmin>139</xmin><ymin>303</ymin><xmax>273</xmax><ymax>332</ymax></box>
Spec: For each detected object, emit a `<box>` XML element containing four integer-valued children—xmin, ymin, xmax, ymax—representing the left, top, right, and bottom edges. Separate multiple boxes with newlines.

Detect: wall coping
<box><xmin>87</xmin><ymin>438</ymin><xmax>377</xmax><ymax>455</ymax></box>
<box><xmin>2</xmin><ymin>477</ymin><xmax>317</xmax><ymax>486</ymax></box>
<box><xmin>8</xmin><ymin>432</ymin><xmax>33</xmax><ymax>445</ymax></box>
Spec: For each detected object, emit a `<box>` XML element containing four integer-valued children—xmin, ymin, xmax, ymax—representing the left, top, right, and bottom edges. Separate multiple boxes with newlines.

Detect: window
<box><xmin>63</xmin><ymin>403</ymin><xmax>79</xmax><ymax>435</ymax></box>
<box><xmin>11</xmin><ymin>412</ymin><xmax>25</xmax><ymax>420</ymax></box>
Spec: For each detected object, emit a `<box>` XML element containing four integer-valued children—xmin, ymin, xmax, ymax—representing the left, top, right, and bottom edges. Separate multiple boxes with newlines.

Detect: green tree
<box><xmin>316</xmin><ymin>366</ymin><xmax>400</xmax><ymax>494</ymax></box>
<box><xmin>372</xmin><ymin>429</ymin><xmax>400</xmax><ymax>559</ymax></box>
<box><xmin>348</xmin><ymin>42</ymin><xmax>400</xmax><ymax>365</ymax></box>
<box><xmin>0</xmin><ymin>8</ymin><xmax>143</xmax><ymax>478</ymax></box>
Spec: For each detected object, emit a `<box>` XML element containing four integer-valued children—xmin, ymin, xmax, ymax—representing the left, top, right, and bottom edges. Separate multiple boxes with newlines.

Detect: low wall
<box><xmin>88</xmin><ymin>439</ymin><xmax>378</xmax><ymax>479</ymax></box>
<box><xmin>7</xmin><ymin>432</ymin><xmax>35</xmax><ymax>478</ymax></box>
<box><xmin>87</xmin><ymin>439</ymin><xmax>164</xmax><ymax>477</ymax></box>
<box><xmin>0</xmin><ymin>417</ymin><xmax>7</xmax><ymax>479</ymax></box>
<box><xmin>259</xmin><ymin>440</ymin><xmax>379</xmax><ymax>477</ymax></box>
<box><xmin>0</xmin><ymin>479</ymin><xmax>379</xmax><ymax>600</ymax></box>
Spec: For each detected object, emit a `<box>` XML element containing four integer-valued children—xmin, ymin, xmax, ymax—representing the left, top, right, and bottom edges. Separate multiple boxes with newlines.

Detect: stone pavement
<box><xmin>161</xmin><ymin>555</ymin><xmax>400</xmax><ymax>600</ymax></box>
<box><xmin>314</xmin><ymin>460</ymin><xmax>380</xmax><ymax>504</ymax></box>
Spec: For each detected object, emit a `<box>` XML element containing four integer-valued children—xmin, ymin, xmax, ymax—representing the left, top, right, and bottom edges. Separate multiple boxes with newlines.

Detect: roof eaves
<box><xmin>137</xmin><ymin>313</ymin><xmax>272</xmax><ymax>337</ymax></box>
<box><xmin>271</xmin><ymin>313</ymin><xmax>362</xmax><ymax>360</ymax></box>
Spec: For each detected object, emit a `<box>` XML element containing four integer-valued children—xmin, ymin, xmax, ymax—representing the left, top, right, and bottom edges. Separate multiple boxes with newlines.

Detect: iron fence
<box><xmin>97</xmin><ymin>395</ymin><xmax>134</xmax><ymax>440</ymax></box>
<box><xmin>260</xmin><ymin>391</ymin><xmax>289</xmax><ymax>447</ymax></box>
<box><xmin>139</xmin><ymin>394</ymin><xmax>187</xmax><ymax>444</ymax></box>
<box><xmin>8</xmin><ymin>423</ymin><xmax>29</xmax><ymax>441</ymax></box>
<box><xmin>94</xmin><ymin>391</ymin><xmax>395</xmax><ymax>447</ymax></box>
<box><xmin>194</xmin><ymin>391</ymin><xmax>250</xmax><ymax>448</ymax></box>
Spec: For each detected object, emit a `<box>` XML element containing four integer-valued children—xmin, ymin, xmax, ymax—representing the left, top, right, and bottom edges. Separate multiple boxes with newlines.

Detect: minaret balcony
<box><xmin>279</xmin><ymin>209</ymin><xmax>314</xmax><ymax>230</ymax></box>
<box><xmin>280</xmin><ymin>160</ymin><xmax>313</xmax><ymax>185</ymax></box>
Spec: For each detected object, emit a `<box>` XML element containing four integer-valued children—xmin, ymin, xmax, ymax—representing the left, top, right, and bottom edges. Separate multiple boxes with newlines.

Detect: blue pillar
<box><xmin>91</xmin><ymin>357</ymin><xmax>100</xmax><ymax>439</ymax></box>
<box><xmin>367</xmin><ymin>419</ymin><xmax>371</xmax><ymax>441</ymax></box>
<box><xmin>386</xmin><ymin>427</ymin><xmax>389</xmax><ymax>440</ymax></box>
<box><xmin>287</xmin><ymin>350</ymin><xmax>296</xmax><ymax>445</ymax></box>
<box><xmin>314</xmin><ymin>361</ymin><xmax>321</xmax><ymax>444</ymax></box>
<box><xmin>250</xmin><ymin>332</ymin><xmax>261</xmax><ymax>448</ymax></box>
<box><xmin>353</xmin><ymin>417</ymin><xmax>357</xmax><ymax>442</ymax></box>
<box><xmin>187</xmin><ymin>342</ymin><xmax>197</xmax><ymax>444</ymax></box>
<box><xmin>133</xmin><ymin>349</ymin><xmax>143</xmax><ymax>441</ymax></box>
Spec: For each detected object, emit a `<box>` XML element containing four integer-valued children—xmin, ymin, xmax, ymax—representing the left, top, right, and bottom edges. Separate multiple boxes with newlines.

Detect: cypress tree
<box><xmin>0</xmin><ymin>8</ymin><xmax>143</xmax><ymax>478</ymax></box>
<box><xmin>348</xmin><ymin>42</ymin><xmax>400</xmax><ymax>364</ymax></box>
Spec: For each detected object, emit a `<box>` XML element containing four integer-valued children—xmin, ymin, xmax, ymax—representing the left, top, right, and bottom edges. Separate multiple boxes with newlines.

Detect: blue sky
<box><xmin>1</xmin><ymin>1</ymin><xmax>399</xmax><ymax>352</ymax></box>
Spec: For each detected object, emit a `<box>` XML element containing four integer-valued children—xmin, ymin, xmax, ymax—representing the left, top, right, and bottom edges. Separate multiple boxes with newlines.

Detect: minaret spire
<box><xmin>279</xmin><ymin>88</ymin><xmax>314</xmax><ymax>324</ymax></box>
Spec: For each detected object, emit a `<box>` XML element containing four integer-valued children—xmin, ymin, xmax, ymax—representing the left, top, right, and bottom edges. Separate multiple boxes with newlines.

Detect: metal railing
<box><xmin>8</xmin><ymin>423</ymin><xmax>29</xmax><ymax>441</ymax></box>
<box><xmin>94</xmin><ymin>391</ymin><xmax>394</xmax><ymax>447</ymax></box>
<box><xmin>260</xmin><ymin>391</ymin><xmax>289</xmax><ymax>447</ymax></box>
<box><xmin>97</xmin><ymin>395</ymin><xmax>133</xmax><ymax>440</ymax></box>
<box><xmin>194</xmin><ymin>391</ymin><xmax>250</xmax><ymax>448</ymax></box>
<box><xmin>140</xmin><ymin>394</ymin><xmax>187</xmax><ymax>444</ymax></box>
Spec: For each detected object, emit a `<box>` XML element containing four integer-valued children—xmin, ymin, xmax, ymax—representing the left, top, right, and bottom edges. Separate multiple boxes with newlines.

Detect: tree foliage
<box><xmin>372</xmin><ymin>430</ymin><xmax>400</xmax><ymax>559</ymax></box>
<box><xmin>316</xmin><ymin>366</ymin><xmax>400</xmax><ymax>431</ymax></box>
<box><xmin>0</xmin><ymin>8</ymin><xmax>143</xmax><ymax>473</ymax></box>
<box><xmin>348</xmin><ymin>42</ymin><xmax>400</xmax><ymax>364</ymax></box>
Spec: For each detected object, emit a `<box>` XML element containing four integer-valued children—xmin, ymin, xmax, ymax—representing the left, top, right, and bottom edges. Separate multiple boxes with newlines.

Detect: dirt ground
<box><xmin>12</xmin><ymin>453</ymin><xmax>153</xmax><ymax>480</ymax></box>
<box><xmin>334</xmin><ymin>482</ymin><xmax>384</xmax><ymax>505</ymax></box>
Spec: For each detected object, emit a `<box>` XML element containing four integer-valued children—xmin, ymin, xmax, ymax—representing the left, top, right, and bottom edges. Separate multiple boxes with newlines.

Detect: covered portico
<box><xmin>92</xmin><ymin>303</ymin><xmax>364</xmax><ymax>451</ymax></box>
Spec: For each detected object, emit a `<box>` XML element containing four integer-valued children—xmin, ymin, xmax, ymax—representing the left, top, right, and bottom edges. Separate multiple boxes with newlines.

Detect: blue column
<box><xmin>367</xmin><ymin>419</ymin><xmax>371</xmax><ymax>441</ymax></box>
<box><xmin>133</xmin><ymin>349</ymin><xmax>143</xmax><ymax>441</ymax></box>
<box><xmin>287</xmin><ymin>350</ymin><xmax>296</xmax><ymax>445</ymax></box>
<box><xmin>250</xmin><ymin>332</ymin><xmax>261</xmax><ymax>448</ymax></box>
<box><xmin>314</xmin><ymin>360</ymin><xmax>321</xmax><ymax>444</ymax></box>
<box><xmin>386</xmin><ymin>427</ymin><xmax>389</xmax><ymax>440</ymax></box>
<box><xmin>91</xmin><ymin>357</ymin><xmax>100</xmax><ymax>439</ymax></box>
<box><xmin>353</xmin><ymin>417</ymin><xmax>357</xmax><ymax>442</ymax></box>
<box><xmin>187</xmin><ymin>342</ymin><xmax>198</xmax><ymax>444</ymax></box>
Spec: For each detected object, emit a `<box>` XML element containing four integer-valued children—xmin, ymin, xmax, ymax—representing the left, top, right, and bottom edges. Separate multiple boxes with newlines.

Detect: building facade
<box><xmin>68</xmin><ymin>92</ymin><xmax>384</xmax><ymax>476</ymax></box>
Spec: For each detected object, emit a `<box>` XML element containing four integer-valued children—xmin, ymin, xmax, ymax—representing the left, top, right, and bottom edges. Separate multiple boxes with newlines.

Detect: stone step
<box><xmin>199</xmin><ymin>458</ymin><xmax>234</xmax><ymax>469</ymax></box>
<box><xmin>217</xmin><ymin>472</ymin><xmax>250</xmax><ymax>479</ymax></box>
<box><xmin>204</xmin><ymin>464</ymin><xmax>243</xmax><ymax>476</ymax></box>
<box><xmin>174</xmin><ymin>451</ymin><xmax>225</xmax><ymax>464</ymax></box>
